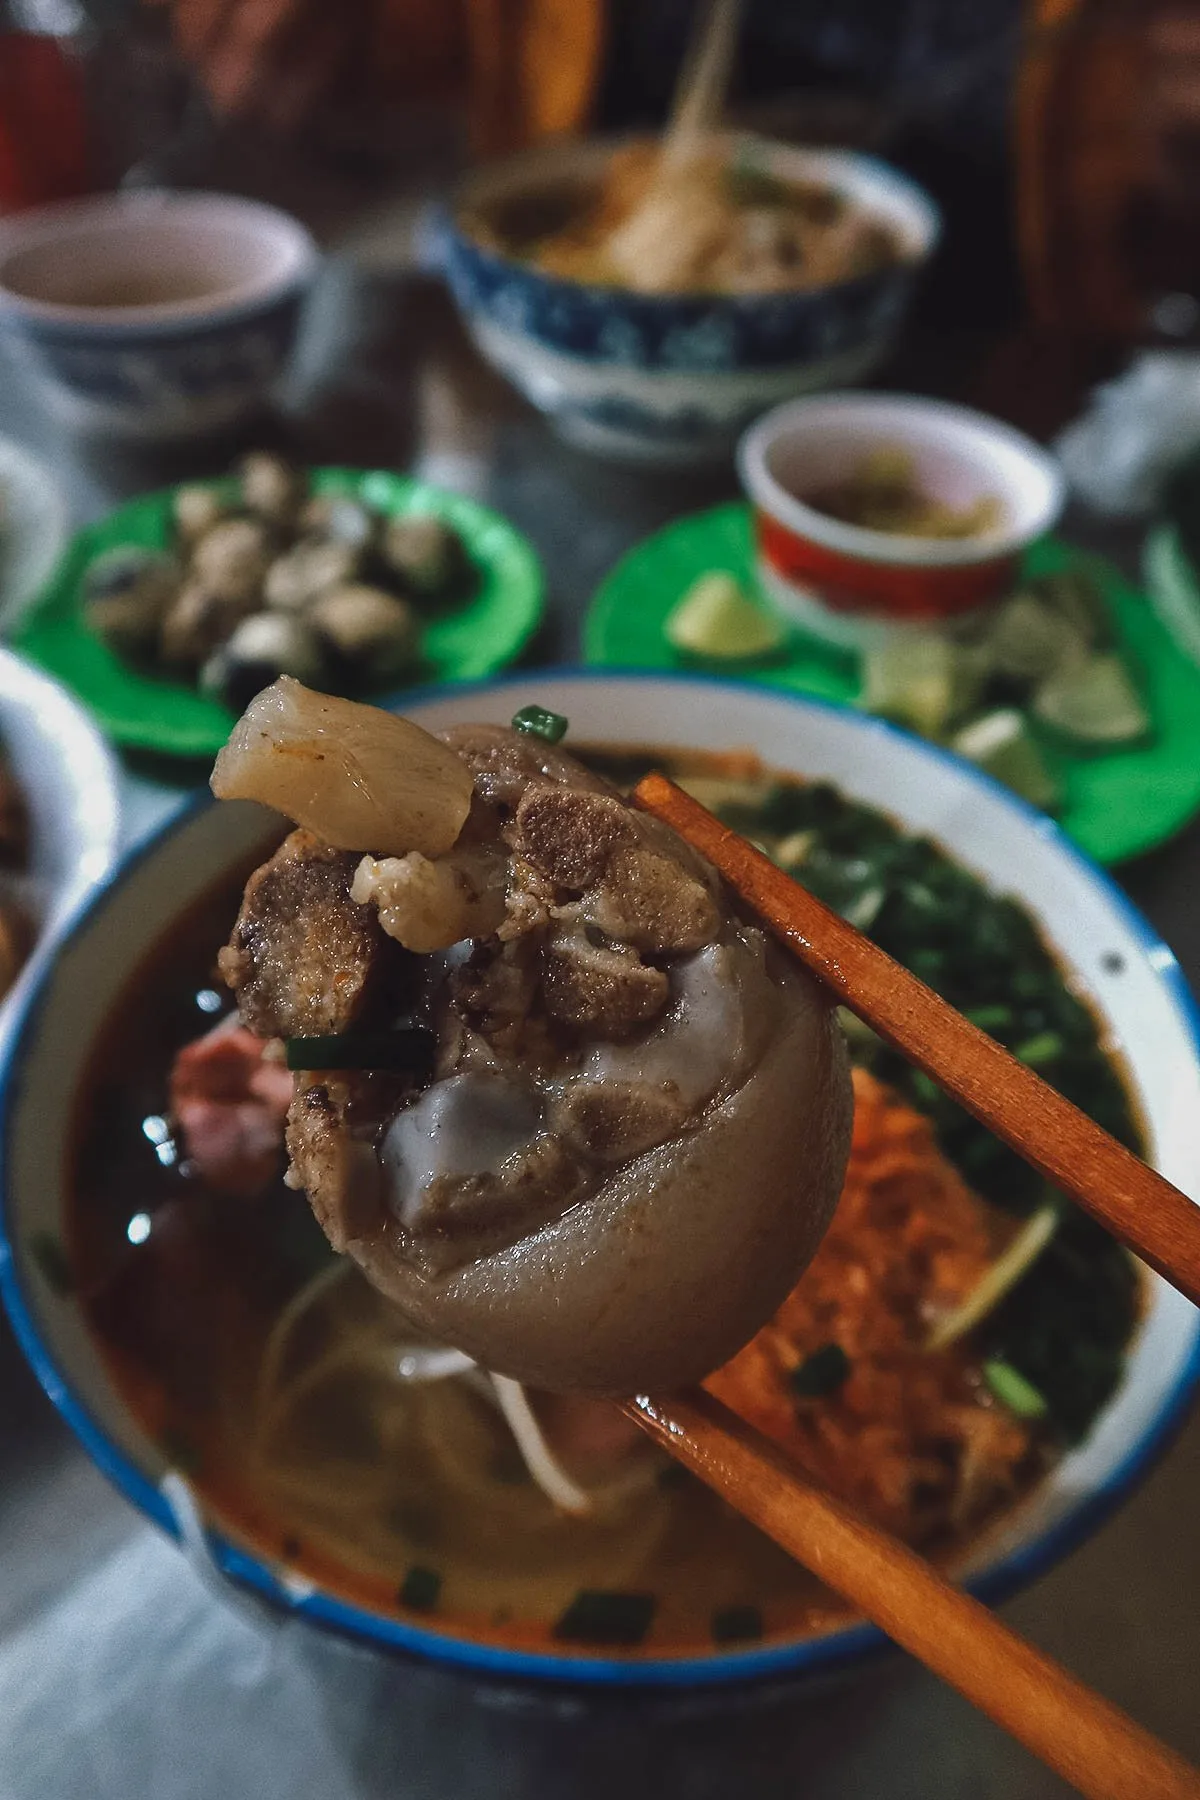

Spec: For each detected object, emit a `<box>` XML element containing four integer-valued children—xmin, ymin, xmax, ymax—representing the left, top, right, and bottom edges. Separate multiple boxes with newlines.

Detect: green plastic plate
<box><xmin>585</xmin><ymin>501</ymin><xmax>1200</xmax><ymax>866</ymax></box>
<box><xmin>13</xmin><ymin>468</ymin><xmax>545</xmax><ymax>759</ymax></box>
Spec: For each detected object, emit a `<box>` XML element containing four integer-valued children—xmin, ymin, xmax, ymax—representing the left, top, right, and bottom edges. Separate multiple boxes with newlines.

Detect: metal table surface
<box><xmin>0</xmin><ymin>263</ymin><xmax>1197</xmax><ymax>1800</ymax></box>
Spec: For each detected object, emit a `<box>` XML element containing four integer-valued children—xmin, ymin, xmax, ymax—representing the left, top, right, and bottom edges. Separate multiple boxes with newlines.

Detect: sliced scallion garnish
<box><xmin>983</xmin><ymin>1359</ymin><xmax>1049</xmax><ymax>1420</ymax></box>
<box><xmin>789</xmin><ymin>1342</ymin><xmax>850</xmax><ymax>1399</ymax></box>
<box><xmin>285</xmin><ymin>1028</ymin><xmax>435</xmax><ymax>1072</ymax></box>
<box><xmin>554</xmin><ymin>1590</ymin><xmax>655</xmax><ymax>1647</ymax></box>
<box><xmin>512</xmin><ymin>704</ymin><xmax>569</xmax><ymax>744</ymax></box>
<box><xmin>398</xmin><ymin>1565</ymin><xmax>442</xmax><ymax>1611</ymax></box>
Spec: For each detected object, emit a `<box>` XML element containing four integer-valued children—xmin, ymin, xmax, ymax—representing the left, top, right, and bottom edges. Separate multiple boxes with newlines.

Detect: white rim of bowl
<box><xmin>737</xmin><ymin>394</ymin><xmax>1066</xmax><ymax>570</ymax></box>
<box><xmin>0</xmin><ymin>191</ymin><xmax>319</xmax><ymax>330</ymax></box>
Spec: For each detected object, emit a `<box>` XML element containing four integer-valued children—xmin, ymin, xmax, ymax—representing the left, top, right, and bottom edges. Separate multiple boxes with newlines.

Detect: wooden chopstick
<box><xmin>623</xmin><ymin>1389</ymin><xmax>1200</xmax><ymax>1800</ymax></box>
<box><xmin>633</xmin><ymin>773</ymin><xmax>1200</xmax><ymax>1309</ymax></box>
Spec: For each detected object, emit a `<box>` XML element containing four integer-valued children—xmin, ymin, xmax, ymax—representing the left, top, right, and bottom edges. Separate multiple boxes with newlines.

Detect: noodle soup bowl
<box><xmin>1</xmin><ymin>671</ymin><xmax>1198</xmax><ymax>1692</ymax></box>
<box><xmin>440</xmin><ymin>138</ymin><xmax>940</xmax><ymax>466</ymax></box>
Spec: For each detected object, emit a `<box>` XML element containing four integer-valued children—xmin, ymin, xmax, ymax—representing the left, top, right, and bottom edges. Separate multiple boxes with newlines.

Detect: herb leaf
<box><xmin>554</xmin><ymin>1590</ymin><xmax>655</xmax><ymax>1646</ymax></box>
<box><xmin>398</xmin><ymin>1565</ymin><xmax>442</xmax><ymax>1611</ymax></box>
<box><xmin>789</xmin><ymin>1342</ymin><xmax>850</xmax><ymax>1399</ymax></box>
<box><xmin>983</xmin><ymin>1359</ymin><xmax>1049</xmax><ymax>1420</ymax></box>
<box><xmin>285</xmin><ymin>1028</ymin><xmax>435</xmax><ymax>1073</ymax></box>
<box><xmin>512</xmin><ymin>704</ymin><xmax>568</xmax><ymax>744</ymax></box>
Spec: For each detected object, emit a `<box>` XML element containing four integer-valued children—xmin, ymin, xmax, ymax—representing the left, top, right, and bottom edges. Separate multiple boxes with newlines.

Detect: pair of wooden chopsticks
<box><xmin>630</xmin><ymin>774</ymin><xmax>1200</xmax><ymax>1800</ymax></box>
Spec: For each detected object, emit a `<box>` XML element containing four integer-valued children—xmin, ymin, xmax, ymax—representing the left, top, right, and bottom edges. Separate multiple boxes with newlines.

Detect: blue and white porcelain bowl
<box><xmin>0</xmin><ymin>191</ymin><xmax>318</xmax><ymax>442</ymax></box>
<box><xmin>441</xmin><ymin>140</ymin><xmax>940</xmax><ymax>466</ymax></box>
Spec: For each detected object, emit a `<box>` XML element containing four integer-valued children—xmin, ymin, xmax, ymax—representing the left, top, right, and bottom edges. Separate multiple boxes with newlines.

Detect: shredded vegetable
<box><xmin>708</xmin><ymin>1070</ymin><xmax>1034</xmax><ymax>1543</ymax></box>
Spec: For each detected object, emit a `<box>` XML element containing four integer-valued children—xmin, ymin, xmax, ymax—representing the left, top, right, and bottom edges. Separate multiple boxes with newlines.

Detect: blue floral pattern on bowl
<box><xmin>437</xmin><ymin>141</ymin><xmax>940</xmax><ymax>463</ymax></box>
<box><xmin>444</xmin><ymin>230</ymin><xmax>914</xmax><ymax>374</ymax></box>
<box><xmin>18</xmin><ymin>292</ymin><xmax>304</xmax><ymax>414</ymax></box>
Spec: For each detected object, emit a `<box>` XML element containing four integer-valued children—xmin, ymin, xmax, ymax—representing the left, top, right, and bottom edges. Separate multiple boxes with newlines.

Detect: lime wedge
<box><xmin>951</xmin><ymin>708</ymin><xmax>1061</xmax><ymax>810</ymax></box>
<box><xmin>1032</xmin><ymin>653</ymin><xmax>1150</xmax><ymax>746</ymax></box>
<box><xmin>983</xmin><ymin>591</ymin><xmax>1088</xmax><ymax>683</ymax></box>
<box><xmin>665</xmin><ymin>572</ymin><xmax>785</xmax><ymax>661</ymax></box>
<box><xmin>859</xmin><ymin>631</ymin><xmax>977</xmax><ymax>739</ymax></box>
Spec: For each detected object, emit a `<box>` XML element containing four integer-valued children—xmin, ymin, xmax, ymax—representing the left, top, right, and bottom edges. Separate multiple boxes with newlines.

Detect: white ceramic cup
<box><xmin>0</xmin><ymin>190</ymin><xmax>318</xmax><ymax>440</ymax></box>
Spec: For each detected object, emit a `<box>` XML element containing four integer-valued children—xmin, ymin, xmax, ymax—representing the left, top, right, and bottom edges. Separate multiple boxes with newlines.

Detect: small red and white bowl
<box><xmin>737</xmin><ymin>393</ymin><xmax>1065</xmax><ymax>650</ymax></box>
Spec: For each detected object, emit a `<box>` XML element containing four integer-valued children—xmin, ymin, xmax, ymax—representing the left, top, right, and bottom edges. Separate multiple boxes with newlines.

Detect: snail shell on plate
<box><xmin>160</xmin><ymin>579</ymin><xmax>259</xmax><ymax>672</ymax></box>
<box><xmin>238</xmin><ymin>452</ymin><xmax>306</xmax><ymax>528</ymax></box>
<box><xmin>298</xmin><ymin>494</ymin><xmax>380</xmax><ymax>553</ymax></box>
<box><xmin>381</xmin><ymin>513</ymin><xmax>467</xmax><ymax>600</ymax></box>
<box><xmin>189</xmin><ymin>517</ymin><xmax>272</xmax><ymax>605</ymax></box>
<box><xmin>201</xmin><ymin>611</ymin><xmax>328</xmax><ymax>715</ymax></box>
<box><xmin>309</xmin><ymin>583</ymin><xmax>419</xmax><ymax>685</ymax></box>
<box><xmin>82</xmin><ymin>548</ymin><xmax>182</xmax><ymax>660</ymax></box>
<box><xmin>264</xmin><ymin>539</ymin><xmax>360</xmax><ymax>613</ymax></box>
<box><xmin>172</xmin><ymin>485</ymin><xmax>231</xmax><ymax>546</ymax></box>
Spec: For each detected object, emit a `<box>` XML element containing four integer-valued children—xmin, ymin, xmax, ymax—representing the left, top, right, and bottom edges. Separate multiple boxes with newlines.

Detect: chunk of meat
<box><xmin>541</xmin><ymin>933</ymin><xmax>669</xmax><ymax>1037</ymax></box>
<box><xmin>438</xmin><ymin>722</ymin><xmax>612</xmax><ymax>812</ymax></box>
<box><xmin>292</xmin><ymin>1065</ymin><xmax>587</xmax><ymax>1274</ymax></box>
<box><xmin>553</xmin><ymin>1078</ymin><xmax>690</xmax><ymax>1163</ymax></box>
<box><xmin>398</xmin><ymin>1133</ymin><xmax>587</xmax><ymax>1275</ymax></box>
<box><xmin>219</xmin><ymin>829</ymin><xmax>391</xmax><ymax>1039</ymax></box>
<box><xmin>286</xmin><ymin>1076</ymin><xmax>386</xmax><ymax>1249</ymax></box>
<box><xmin>350</xmin><ymin>842</ymin><xmax>507</xmax><ymax>954</ymax></box>
<box><xmin>170</xmin><ymin>1016</ymin><xmax>294</xmax><ymax>1194</ymax></box>
<box><xmin>583</xmin><ymin>845</ymin><xmax>720</xmax><ymax>954</ymax></box>
<box><xmin>512</xmin><ymin>782</ymin><xmax>721</xmax><ymax>953</ymax></box>
<box><xmin>450</xmin><ymin>937</ymin><xmax>544</xmax><ymax>1056</ymax></box>
<box><xmin>513</xmin><ymin>783</ymin><xmax>637</xmax><ymax>888</ymax></box>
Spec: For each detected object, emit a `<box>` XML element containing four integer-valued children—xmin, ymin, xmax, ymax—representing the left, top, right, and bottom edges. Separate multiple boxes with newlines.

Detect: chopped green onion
<box><xmin>712</xmin><ymin>1604</ymin><xmax>764</xmax><ymax>1645</ymax></box>
<box><xmin>1013</xmin><ymin>1030</ymin><xmax>1065</xmax><ymax>1068</ymax></box>
<box><xmin>554</xmin><ymin>1590</ymin><xmax>655</xmax><ymax>1646</ymax></box>
<box><xmin>399</xmin><ymin>1565</ymin><xmax>442</xmax><ymax>1611</ymax></box>
<box><xmin>843</xmin><ymin>884</ymin><xmax>885</xmax><ymax>931</ymax></box>
<box><xmin>285</xmin><ymin>1028</ymin><xmax>435</xmax><ymax>1072</ymax></box>
<box><xmin>926</xmin><ymin>1202</ymin><xmax>1060</xmax><ymax>1350</ymax></box>
<box><xmin>910</xmin><ymin>1070</ymin><xmax>942</xmax><ymax>1108</ymax></box>
<box><xmin>512</xmin><ymin>704</ymin><xmax>569</xmax><ymax>744</ymax></box>
<box><xmin>789</xmin><ymin>1342</ymin><xmax>851</xmax><ymax>1399</ymax></box>
<box><xmin>837</xmin><ymin>1006</ymin><xmax>882</xmax><ymax>1054</ymax></box>
<box><xmin>983</xmin><ymin>1359</ymin><xmax>1049</xmax><ymax>1420</ymax></box>
<box><xmin>30</xmin><ymin>1231</ymin><xmax>74</xmax><ymax>1296</ymax></box>
<box><xmin>965</xmin><ymin>1004</ymin><xmax>1015</xmax><ymax>1035</ymax></box>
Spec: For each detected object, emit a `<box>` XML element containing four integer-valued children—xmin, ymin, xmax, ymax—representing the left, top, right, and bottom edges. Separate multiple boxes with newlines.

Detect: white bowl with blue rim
<box><xmin>0</xmin><ymin>646</ymin><xmax>121</xmax><ymax>1037</ymax></box>
<box><xmin>439</xmin><ymin>139</ymin><xmax>940</xmax><ymax>467</ymax></box>
<box><xmin>0</xmin><ymin>670</ymin><xmax>1196</xmax><ymax>1690</ymax></box>
<box><xmin>0</xmin><ymin>191</ymin><xmax>318</xmax><ymax>441</ymax></box>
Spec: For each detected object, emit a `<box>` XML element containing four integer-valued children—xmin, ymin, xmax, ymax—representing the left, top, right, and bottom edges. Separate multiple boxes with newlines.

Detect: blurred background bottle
<box><xmin>1018</xmin><ymin>0</ymin><xmax>1200</xmax><ymax>349</ymax></box>
<box><xmin>0</xmin><ymin>0</ymin><xmax>91</xmax><ymax>213</ymax></box>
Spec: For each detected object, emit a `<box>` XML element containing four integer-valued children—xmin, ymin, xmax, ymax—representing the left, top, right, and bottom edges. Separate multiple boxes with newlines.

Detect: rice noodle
<box><xmin>253</xmin><ymin>1259</ymin><xmax>636</xmax><ymax>1519</ymax></box>
<box><xmin>489</xmin><ymin>1374</ymin><xmax>595</xmax><ymax>1516</ymax></box>
<box><xmin>248</xmin><ymin>1069</ymin><xmax>1041</xmax><ymax>1550</ymax></box>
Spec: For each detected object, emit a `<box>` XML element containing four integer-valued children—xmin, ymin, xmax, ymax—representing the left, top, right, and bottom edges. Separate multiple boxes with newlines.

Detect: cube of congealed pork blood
<box><xmin>212</xmin><ymin>682</ymin><xmax>853</xmax><ymax>1395</ymax></box>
